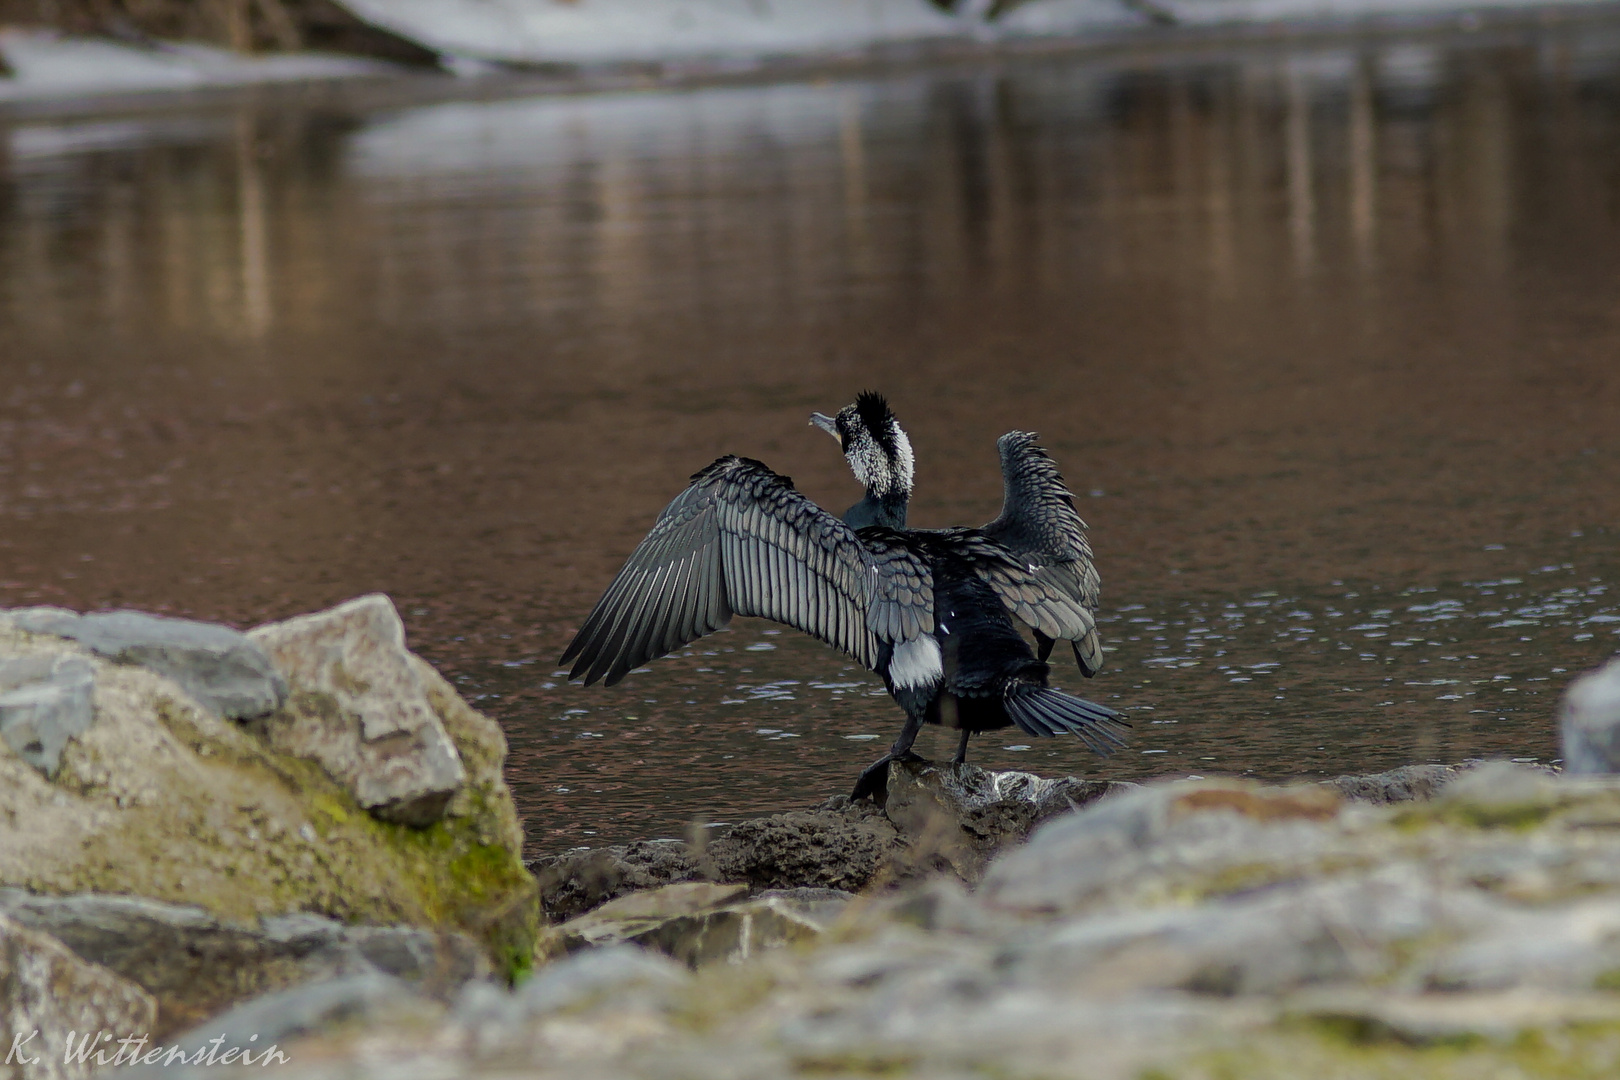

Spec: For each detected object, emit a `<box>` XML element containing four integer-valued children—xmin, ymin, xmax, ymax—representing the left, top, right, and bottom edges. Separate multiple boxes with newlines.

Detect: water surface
<box><xmin>3</xmin><ymin>23</ymin><xmax>1620</xmax><ymax>849</ymax></box>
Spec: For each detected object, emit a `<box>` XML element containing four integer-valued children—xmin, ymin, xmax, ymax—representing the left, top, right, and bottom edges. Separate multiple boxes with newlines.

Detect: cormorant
<box><xmin>809</xmin><ymin>394</ymin><xmax>1105</xmax><ymax>677</ymax></box>
<box><xmin>558</xmin><ymin>394</ymin><xmax>1126</xmax><ymax>800</ymax></box>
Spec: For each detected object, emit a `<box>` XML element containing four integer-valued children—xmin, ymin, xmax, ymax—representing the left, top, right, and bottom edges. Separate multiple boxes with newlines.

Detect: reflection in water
<box><xmin>236</xmin><ymin>115</ymin><xmax>273</xmax><ymax>338</ymax></box>
<box><xmin>1348</xmin><ymin>55</ymin><xmax>1376</xmax><ymax>273</ymax></box>
<box><xmin>3</xmin><ymin>24</ymin><xmax>1620</xmax><ymax>849</ymax></box>
<box><xmin>1286</xmin><ymin>60</ymin><xmax>1316</xmax><ymax>274</ymax></box>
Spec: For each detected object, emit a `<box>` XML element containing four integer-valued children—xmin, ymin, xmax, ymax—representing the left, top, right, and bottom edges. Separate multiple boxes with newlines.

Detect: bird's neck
<box><xmin>844</xmin><ymin>490</ymin><xmax>909</xmax><ymax>530</ymax></box>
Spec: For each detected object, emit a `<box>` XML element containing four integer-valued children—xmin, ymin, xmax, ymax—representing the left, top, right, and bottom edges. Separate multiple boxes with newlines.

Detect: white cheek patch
<box><xmin>889</xmin><ymin>634</ymin><xmax>942</xmax><ymax>691</ymax></box>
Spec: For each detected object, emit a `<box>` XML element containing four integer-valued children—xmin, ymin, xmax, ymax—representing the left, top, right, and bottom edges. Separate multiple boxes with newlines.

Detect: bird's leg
<box><xmin>851</xmin><ymin>712</ymin><xmax>925</xmax><ymax>802</ymax></box>
<box><xmin>952</xmin><ymin>728</ymin><xmax>971</xmax><ymax>765</ymax></box>
<box><xmin>888</xmin><ymin>710</ymin><xmax>924</xmax><ymax>762</ymax></box>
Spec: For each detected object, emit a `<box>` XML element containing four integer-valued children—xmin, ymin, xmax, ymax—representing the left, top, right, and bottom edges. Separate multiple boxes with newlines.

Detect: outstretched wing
<box><xmin>942</xmin><ymin>531</ymin><xmax>1099</xmax><ymax>646</ymax></box>
<box><xmin>978</xmin><ymin>432</ymin><xmax>1104</xmax><ymax>675</ymax></box>
<box><xmin>560</xmin><ymin>456</ymin><xmax>933</xmax><ymax>686</ymax></box>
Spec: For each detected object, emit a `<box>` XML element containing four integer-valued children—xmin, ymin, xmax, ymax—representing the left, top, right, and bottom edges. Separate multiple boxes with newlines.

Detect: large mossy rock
<box><xmin>0</xmin><ymin>601</ymin><xmax>535</xmax><ymax>994</ymax></box>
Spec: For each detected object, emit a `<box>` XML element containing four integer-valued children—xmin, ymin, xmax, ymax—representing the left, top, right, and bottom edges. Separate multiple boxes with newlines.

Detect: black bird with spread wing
<box><xmin>559</xmin><ymin>393</ymin><xmax>1126</xmax><ymax>799</ymax></box>
<box><xmin>810</xmin><ymin>397</ymin><xmax>1105</xmax><ymax>677</ymax></box>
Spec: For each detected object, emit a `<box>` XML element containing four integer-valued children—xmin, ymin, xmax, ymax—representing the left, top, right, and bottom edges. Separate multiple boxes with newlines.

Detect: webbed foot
<box><xmin>850</xmin><ymin>750</ymin><xmax>924</xmax><ymax>802</ymax></box>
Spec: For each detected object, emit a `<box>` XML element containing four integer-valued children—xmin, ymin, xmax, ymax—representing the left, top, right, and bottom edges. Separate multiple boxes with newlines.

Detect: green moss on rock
<box><xmin>0</xmin><ymin>626</ymin><xmax>536</xmax><ymax>977</ymax></box>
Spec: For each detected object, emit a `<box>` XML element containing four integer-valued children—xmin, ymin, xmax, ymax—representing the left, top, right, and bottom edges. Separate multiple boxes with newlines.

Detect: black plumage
<box><xmin>808</xmin><ymin>394</ymin><xmax>1122</xmax><ymax>797</ymax></box>
<box><xmin>561</xmin><ymin>396</ymin><xmax>1127</xmax><ymax>802</ymax></box>
<box><xmin>979</xmin><ymin>430</ymin><xmax>1105</xmax><ymax>676</ymax></box>
<box><xmin>813</xmin><ymin>398</ymin><xmax>1104</xmax><ymax>676</ymax></box>
<box><xmin>560</xmin><ymin>455</ymin><xmax>931</xmax><ymax>687</ymax></box>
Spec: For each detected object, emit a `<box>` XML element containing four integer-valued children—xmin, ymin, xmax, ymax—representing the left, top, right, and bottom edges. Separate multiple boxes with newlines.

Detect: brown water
<box><xmin>4</xmin><ymin>22</ymin><xmax>1620</xmax><ymax>851</ymax></box>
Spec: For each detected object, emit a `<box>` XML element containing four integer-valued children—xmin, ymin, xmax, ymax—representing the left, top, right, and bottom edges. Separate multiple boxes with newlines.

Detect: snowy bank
<box><xmin>0</xmin><ymin>28</ymin><xmax>393</xmax><ymax>103</ymax></box>
<box><xmin>336</xmin><ymin>0</ymin><xmax>1619</xmax><ymax>68</ymax></box>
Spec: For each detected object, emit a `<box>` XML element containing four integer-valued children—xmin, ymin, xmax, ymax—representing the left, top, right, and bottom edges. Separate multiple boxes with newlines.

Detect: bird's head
<box><xmin>810</xmin><ymin>391</ymin><xmax>914</xmax><ymax>500</ymax></box>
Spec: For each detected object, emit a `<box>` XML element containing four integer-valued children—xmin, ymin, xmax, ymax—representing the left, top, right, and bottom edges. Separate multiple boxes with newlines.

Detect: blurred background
<box><xmin>2</xmin><ymin>0</ymin><xmax>1619</xmax><ymax>854</ymax></box>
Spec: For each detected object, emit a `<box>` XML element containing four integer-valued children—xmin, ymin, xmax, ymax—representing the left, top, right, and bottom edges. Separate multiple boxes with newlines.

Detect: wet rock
<box><xmin>531</xmin><ymin>799</ymin><xmax>903</xmax><ymax>922</ymax></box>
<box><xmin>531</xmin><ymin>761</ymin><xmax>1130</xmax><ymax>921</ymax></box>
<box><xmin>247</xmin><ymin>594</ymin><xmax>466</xmax><ymax>826</ymax></box>
<box><xmin>0</xmin><ymin>910</ymin><xmax>156</xmax><ymax>1080</ymax></box>
<box><xmin>59</xmin><ymin>610</ymin><xmax>285</xmax><ymax>721</ymax></box>
<box><xmin>714</xmin><ymin>801</ymin><xmax>906</xmax><ymax>890</ymax></box>
<box><xmin>1561</xmin><ymin>655</ymin><xmax>1620</xmax><ymax>774</ymax></box>
<box><xmin>0</xmin><ymin>889</ymin><xmax>487</xmax><ymax>1035</ymax></box>
<box><xmin>0</xmin><ymin>653</ymin><xmax>94</xmax><ymax>777</ymax></box>
<box><xmin>0</xmin><ymin>607</ymin><xmax>532</xmax><ymax>980</ymax></box>
<box><xmin>881</xmin><ymin>758</ymin><xmax>1135</xmax><ymax>880</ymax></box>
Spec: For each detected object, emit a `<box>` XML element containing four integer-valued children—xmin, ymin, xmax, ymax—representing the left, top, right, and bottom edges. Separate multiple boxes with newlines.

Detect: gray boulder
<box><xmin>0</xmin><ymin>607</ymin><xmax>81</xmax><ymax>637</ymax></box>
<box><xmin>0</xmin><ymin>889</ymin><xmax>488</xmax><ymax>1036</ymax></box>
<box><xmin>123</xmin><ymin>974</ymin><xmax>442</xmax><ymax>1080</ymax></box>
<box><xmin>248</xmin><ymin>595</ymin><xmax>466</xmax><ymax>826</ymax></box>
<box><xmin>979</xmin><ymin>779</ymin><xmax>1348</xmax><ymax>916</ymax></box>
<box><xmin>0</xmin><ymin>609</ymin><xmax>532</xmax><ymax>995</ymax></box>
<box><xmin>56</xmin><ymin>611</ymin><xmax>285</xmax><ymax>721</ymax></box>
<box><xmin>0</xmin><ymin>910</ymin><xmax>156</xmax><ymax>1080</ymax></box>
<box><xmin>546</xmin><ymin>882</ymin><xmax>847</xmax><ymax>968</ymax></box>
<box><xmin>453</xmin><ymin>945</ymin><xmax>688</xmax><ymax>1057</ymax></box>
<box><xmin>1561</xmin><ymin>655</ymin><xmax>1620</xmax><ymax>774</ymax></box>
<box><xmin>0</xmin><ymin>654</ymin><xmax>94</xmax><ymax>777</ymax></box>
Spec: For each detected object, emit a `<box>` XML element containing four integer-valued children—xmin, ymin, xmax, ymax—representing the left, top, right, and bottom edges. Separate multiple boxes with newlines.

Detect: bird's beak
<box><xmin>809</xmin><ymin>413</ymin><xmax>840</xmax><ymax>441</ymax></box>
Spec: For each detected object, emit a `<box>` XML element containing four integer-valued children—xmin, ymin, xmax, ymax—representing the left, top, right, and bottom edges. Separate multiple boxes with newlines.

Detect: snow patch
<box><xmin>0</xmin><ymin>29</ymin><xmax>391</xmax><ymax>102</ymax></box>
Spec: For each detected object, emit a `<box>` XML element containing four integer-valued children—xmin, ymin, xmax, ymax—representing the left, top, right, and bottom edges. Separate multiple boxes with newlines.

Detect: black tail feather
<box><xmin>1004</xmin><ymin>685</ymin><xmax>1130</xmax><ymax>756</ymax></box>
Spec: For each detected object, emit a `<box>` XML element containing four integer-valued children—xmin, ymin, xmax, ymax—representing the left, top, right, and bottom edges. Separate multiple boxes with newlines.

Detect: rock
<box><xmin>545</xmin><ymin>882</ymin><xmax>839</xmax><ymax>968</ymax></box>
<box><xmin>128</xmin><ymin>974</ymin><xmax>441</xmax><ymax>1080</ymax></box>
<box><xmin>247</xmin><ymin>594</ymin><xmax>466</xmax><ymax>826</ymax></box>
<box><xmin>979</xmin><ymin>779</ymin><xmax>1346</xmax><ymax>916</ymax></box>
<box><xmin>0</xmin><ymin>910</ymin><xmax>156</xmax><ymax>1080</ymax></box>
<box><xmin>755</xmin><ymin>887</ymin><xmax>855</xmax><ymax>928</ymax></box>
<box><xmin>0</xmin><ymin>607</ymin><xmax>81</xmax><ymax>637</ymax></box>
<box><xmin>0</xmin><ymin>653</ymin><xmax>94</xmax><ymax>777</ymax></box>
<box><xmin>58</xmin><ymin>610</ymin><xmax>285</xmax><ymax>721</ymax></box>
<box><xmin>880</xmin><ymin>759</ymin><xmax>1135</xmax><ymax>880</ymax></box>
<box><xmin>0</xmin><ymin>606</ymin><xmax>533</xmax><ymax>981</ymax></box>
<box><xmin>1325</xmin><ymin>761</ymin><xmax>1478</xmax><ymax>803</ymax></box>
<box><xmin>531</xmin><ymin>761</ymin><xmax>1130</xmax><ymax>922</ymax></box>
<box><xmin>1562</xmin><ymin>655</ymin><xmax>1620</xmax><ymax>774</ymax></box>
<box><xmin>0</xmin><ymin>889</ymin><xmax>488</xmax><ymax>1035</ymax></box>
<box><xmin>187</xmin><ymin>765</ymin><xmax>1620</xmax><ymax>1080</ymax></box>
<box><xmin>562</xmin><ymin>882</ymin><xmax>750</xmax><ymax>938</ymax></box>
<box><xmin>452</xmin><ymin>945</ymin><xmax>689</xmax><ymax>1059</ymax></box>
<box><xmin>531</xmin><ymin>799</ymin><xmax>904</xmax><ymax>923</ymax></box>
<box><xmin>622</xmin><ymin>896</ymin><xmax>827</xmax><ymax>967</ymax></box>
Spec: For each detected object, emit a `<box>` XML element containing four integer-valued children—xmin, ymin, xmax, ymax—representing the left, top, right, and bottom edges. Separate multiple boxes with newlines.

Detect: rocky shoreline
<box><xmin>2</xmin><ymin>596</ymin><xmax>1620</xmax><ymax>1078</ymax></box>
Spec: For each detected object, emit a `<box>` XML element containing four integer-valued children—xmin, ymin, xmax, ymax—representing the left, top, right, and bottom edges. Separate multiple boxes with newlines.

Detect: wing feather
<box><xmin>563</xmin><ymin>456</ymin><xmax>933</xmax><ymax>686</ymax></box>
<box><xmin>978</xmin><ymin>431</ymin><xmax>1105</xmax><ymax>676</ymax></box>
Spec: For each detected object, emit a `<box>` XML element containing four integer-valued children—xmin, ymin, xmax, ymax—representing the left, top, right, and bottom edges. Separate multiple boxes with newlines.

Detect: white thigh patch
<box><xmin>889</xmin><ymin>635</ymin><xmax>943</xmax><ymax>691</ymax></box>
